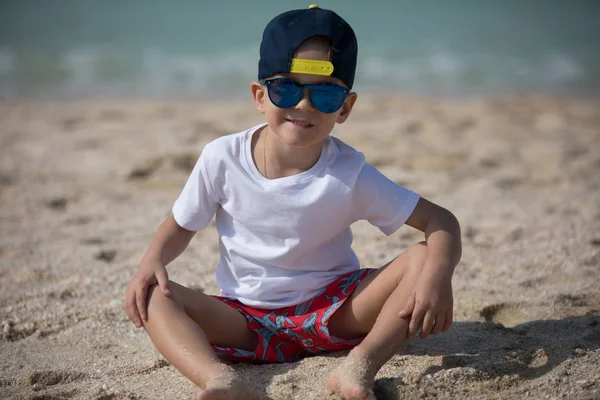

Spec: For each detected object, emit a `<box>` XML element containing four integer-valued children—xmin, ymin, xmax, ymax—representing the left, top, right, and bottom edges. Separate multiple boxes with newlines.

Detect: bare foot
<box><xmin>326</xmin><ymin>353</ymin><xmax>377</xmax><ymax>400</ymax></box>
<box><xmin>197</xmin><ymin>366</ymin><xmax>259</xmax><ymax>400</ymax></box>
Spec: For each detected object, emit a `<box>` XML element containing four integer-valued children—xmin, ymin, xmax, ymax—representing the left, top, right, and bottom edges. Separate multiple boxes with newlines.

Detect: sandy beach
<box><xmin>1</xmin><ymin>95</ymin><xmax>599</xmax><ymax>399</ymax></box>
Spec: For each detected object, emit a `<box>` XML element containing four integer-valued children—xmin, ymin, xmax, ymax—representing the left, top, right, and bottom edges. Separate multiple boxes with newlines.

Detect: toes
<box><xmin>198</xmin><ymin>389</ymin><xmax>233</xmax><ymax>400</ymax></box>
<box><xmin>342</xmin><ymin>385</ymin><xmax>372</xmax><ymax>400</ymax></box>
<box><xmin>325</xmin><ymin>356</ymin><xmax>376</xmax><ymax>400</ymax></box>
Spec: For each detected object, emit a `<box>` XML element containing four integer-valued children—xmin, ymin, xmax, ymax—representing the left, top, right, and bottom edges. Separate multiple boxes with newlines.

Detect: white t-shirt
<box><xmin>172</xmin><ymin>124</ymin><xmax>420</xmax><ymax>308</ymax></box>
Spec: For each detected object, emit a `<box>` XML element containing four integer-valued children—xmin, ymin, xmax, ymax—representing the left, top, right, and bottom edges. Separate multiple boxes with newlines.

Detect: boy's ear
<box><xmin>251</xmin><ymin>82</ymin><xmax>267</xmax><ymax>114</ymax></box>
<box><xmin>336</xmin><ymin>92</ymin><xmax>358</xmax><ymax>124</ymax></box>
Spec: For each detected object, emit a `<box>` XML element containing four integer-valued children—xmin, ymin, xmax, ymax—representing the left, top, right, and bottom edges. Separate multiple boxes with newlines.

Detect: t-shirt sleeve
<box><xmin>172</xmin><ymin>149</ymin><xmax>220</xmax><ymax>231</ymax></box>
<box><xmin>353</xmin><ymin>163</ymin><xmax>420</xmax><ymax>236</ymax></box>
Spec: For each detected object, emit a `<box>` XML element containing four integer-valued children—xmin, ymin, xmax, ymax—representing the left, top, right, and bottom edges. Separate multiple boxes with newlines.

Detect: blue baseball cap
<box><xmin>258</xmin><ymin>5</ymin><xmax>358</xmax><ymax>89</ymax></box>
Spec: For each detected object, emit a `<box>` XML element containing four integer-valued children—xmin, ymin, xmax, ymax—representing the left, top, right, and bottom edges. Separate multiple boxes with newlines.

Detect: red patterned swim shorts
<box><xmin>211</xmin><ymin>268</ymin><xmax>376</xmax><ymax>363</ymax></box>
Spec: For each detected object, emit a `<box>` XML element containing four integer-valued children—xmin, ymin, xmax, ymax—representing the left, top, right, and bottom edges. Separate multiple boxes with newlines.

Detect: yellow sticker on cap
<box><xmin>309</xmin><ymin>4</ymin><xmax>319</xmax><ymax>9</ymax></box>
<box><xmin>290</xmin><ymin>58</ymin><xmax>334</xmax><ymax>76</ymax></box>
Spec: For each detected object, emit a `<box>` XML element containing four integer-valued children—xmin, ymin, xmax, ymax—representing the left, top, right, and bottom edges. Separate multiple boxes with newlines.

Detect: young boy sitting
<box><xmin>124</xmin><ymin>5</ymin><xmax>461</xmax><ymax>400</ymax></box>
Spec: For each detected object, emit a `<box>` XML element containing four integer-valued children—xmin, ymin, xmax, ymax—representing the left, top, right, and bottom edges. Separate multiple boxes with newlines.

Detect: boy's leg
<box><xmin>326</xmin><ymin>242</ymin><xmax>429</xmax><ymax>398</ymax></box>
<box><xmin>142</xmin><ymin>281</ymin><xmax>259</xmax><ymax>397</ymax></box>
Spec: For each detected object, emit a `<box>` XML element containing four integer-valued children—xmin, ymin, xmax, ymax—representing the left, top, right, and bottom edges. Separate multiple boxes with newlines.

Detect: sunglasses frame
<box><xmin>259</xmin><ymin>77</ymin><xmax>350</xmax><ymax>114</ymax></box>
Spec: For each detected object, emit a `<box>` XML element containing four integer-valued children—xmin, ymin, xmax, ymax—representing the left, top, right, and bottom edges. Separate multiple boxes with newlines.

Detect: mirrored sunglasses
<box><xmin>260</xmin><ymin>78</ymin><xmax>349</xmax><ymax>114</ymax></box>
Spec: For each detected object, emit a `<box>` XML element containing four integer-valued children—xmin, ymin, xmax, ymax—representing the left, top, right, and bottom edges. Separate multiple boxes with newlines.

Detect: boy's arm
<box><xmin>124</xmin><ymin>214</ymin><xmax>196</xmax><ymax>327</ymax></box>
<box><xmin>399</xmin><ymin>197</ymin><xmax>462</xmax><ymax>339</ymax></box>
<box><xmin>142</xmin><ymin>213</ymin><xmax>197</xmax><ymax>268</ymax></box>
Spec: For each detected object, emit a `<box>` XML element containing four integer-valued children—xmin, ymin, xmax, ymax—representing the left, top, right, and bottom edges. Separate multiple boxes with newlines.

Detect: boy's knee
<box><xmin>146</xmin><ymin>282</ymin><xmax>176</xmax><ymax>308</ymax></box>
<box><xmin>385</xmin><ymin>242</ymin><xmax>428</xmax><ymax>285</ymax></box>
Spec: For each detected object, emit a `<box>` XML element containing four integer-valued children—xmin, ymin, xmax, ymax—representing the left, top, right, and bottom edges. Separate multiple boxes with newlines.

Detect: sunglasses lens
<box><xmin>268</xmin><ymin>80</ymin><xmax>302</xmax><ymax>109</ymax></box>
<box><xmin>310</xmin><ymin>85</ymin><xmax>348</xmax><ymax>113</ymax></box>
<box><xmin>266</xmin><ymin>79</ymin><xmax>348</xmax><ymax>113</ymax></box>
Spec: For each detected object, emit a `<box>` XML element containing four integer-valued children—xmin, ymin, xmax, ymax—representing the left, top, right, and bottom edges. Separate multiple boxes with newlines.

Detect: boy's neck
<box><xmin>254</xmin><ymin>125</ymin><xmax>326</xmax><ymax>179</ymax></box>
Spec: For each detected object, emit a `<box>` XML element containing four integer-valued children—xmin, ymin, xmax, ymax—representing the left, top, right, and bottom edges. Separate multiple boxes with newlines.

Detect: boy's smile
<box><xmin>285</xmin><ymin>118</ymin><xmax>314</xmax><ymax>129</ymax></box>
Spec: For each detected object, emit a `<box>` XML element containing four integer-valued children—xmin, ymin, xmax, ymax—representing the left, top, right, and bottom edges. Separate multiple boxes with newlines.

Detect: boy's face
<box><xmin>251</xmin><ymin>41</ymin><xmax>358</xmax><ymax>149</ymax></box>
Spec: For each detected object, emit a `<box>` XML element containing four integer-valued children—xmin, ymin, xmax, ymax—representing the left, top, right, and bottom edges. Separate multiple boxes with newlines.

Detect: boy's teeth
<box><xmin>291</xmin><ymin>119</ymin><xmax>310</xmax><ymax>126</ymax></box>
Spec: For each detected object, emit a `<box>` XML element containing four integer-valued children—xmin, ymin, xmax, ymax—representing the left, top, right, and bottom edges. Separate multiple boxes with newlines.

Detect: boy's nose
<box><xmin>294</xmin><ymin>88</ymin><xmax>315</xmax><ymax>111</ymax></box>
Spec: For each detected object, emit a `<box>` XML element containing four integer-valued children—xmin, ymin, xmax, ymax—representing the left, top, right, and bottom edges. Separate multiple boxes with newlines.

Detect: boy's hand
<box><xmin>398</xmin><ymin>273</ymin><xmax>453</xmax><ymax>339</ymax></box>
<box><xmin>124</xmin><ymin>260</ymin><xmax>171</xmax><ymax>328</ymax></box>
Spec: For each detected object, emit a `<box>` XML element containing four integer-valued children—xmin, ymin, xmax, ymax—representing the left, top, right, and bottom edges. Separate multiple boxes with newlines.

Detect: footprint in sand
<box><xmin>372</xmin><ymin>376</ymin><xmax>406</xmax><ymax>399</ymax></box>
<box><xmin>555</xmin><ymin>294</ymin><xmax>589</xmax><ymax>307</ymax></box>
<box><xmin>479</xmin><ymin>303</ymin><xmax>532</xmax><ymax>328</ymax></box>
<box><xmin>123</xmin><ymin>358</ymin><xmax>170</xmax><ymax>377</ymax></box>
<box><xmin>29</xmin><ymin>370</ymin><xmax>87</xmax><ymax>389</ymax></box>
<box><xmin>478</xmin><ymin>157</ymin><xmax>501</xmax><ymax>169</ymax></box>
<box><xmin>60</xmin><ymin>116</ymin><xmax>85</xmax><ymax>132</ymax></box>
<box><xmin>95</xmin><ymin>249</ymin><xmax>117</xmax><ymax>263</ymax></box>
<box><xmin>171</xmin><ymin>153</ymin><xmax>197</xmax><ymax>174</ymax></box>
<box><xmin>128</xmin><ymin>157</ymin><xmax>163</xmax><ymax>180</ymax></box>
<box><xmin>128</xmin><ymin>152</ymin><xmax>198</xmax><ymax>180</ymax></box>
<box><xmin>45</xmin><ymin>197</ymin><xmax>68</xmax><ymax>211</ymax></box>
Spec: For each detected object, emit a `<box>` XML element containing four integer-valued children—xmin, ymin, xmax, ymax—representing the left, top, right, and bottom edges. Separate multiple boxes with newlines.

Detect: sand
<box><xmin>0</xmin><ymin>95</ymin><xmax>599</xmax><ymax>399</ymax></box>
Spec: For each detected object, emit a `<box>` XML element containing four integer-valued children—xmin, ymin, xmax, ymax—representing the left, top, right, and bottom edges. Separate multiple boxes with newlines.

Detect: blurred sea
<box><xmin>1</xmin><ymin>0</ymin><xmax>600</xmax><ymax>99</ymax></box>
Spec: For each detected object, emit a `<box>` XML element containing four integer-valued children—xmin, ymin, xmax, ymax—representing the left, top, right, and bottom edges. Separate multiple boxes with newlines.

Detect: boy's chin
<box><xmin>275</xmin><ymin>130</ymin><xmax>327</xmax><ymax>149</ymax></box>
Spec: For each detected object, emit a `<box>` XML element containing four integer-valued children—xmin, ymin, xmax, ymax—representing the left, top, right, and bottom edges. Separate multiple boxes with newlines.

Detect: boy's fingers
<box><xmin>125</xmin><ymin>302</ymin><xmax>141</xmax><ymax>327</ymax></box>
<box><xmin>431</xmin><ymin>313</ymin><xmax>446</xmax><ymax>335</ymax></box>
<box><xmin>136</xmin><ymin>286</ymin><xmax>148</xmax><ymax>322</ymax></box>
<box><xmin>398</xmin><ymin>294</ymin><xmax>415</xmax><ymax>318</ymax></box>
<box><xmin>124</xmin><ymin>289</ymin><xmax>140</xmax><ymax>326</ymax></box>
<box><xmin>156</xmin><ymin>270</ymin><xmax>170</xmax><ymax>296</ymax></box>
<box><xmin>420</xmin><ymin>312</ymin><xmax>435</xmax><ymax>339</ymax></box>
<box><xmin>408</xmin><ymin>306</ymin><xmax>425</xmax><ymax>339</ymax></box>
<box><xmin>442</xmin><ymin>310</ymin><xmax>453</xmax><ymax>332</ymax></box>
<box><xmin>130</xmin><ymin>309</ymin><xmax>142</xmax><ymax>327</ymax></box>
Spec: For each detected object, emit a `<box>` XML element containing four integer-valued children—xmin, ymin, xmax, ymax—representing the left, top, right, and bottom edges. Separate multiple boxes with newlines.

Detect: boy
<box><xmin>124</xmin><ymin>5</ymin><xmax>461</xmax><ymax>400</ymax></box>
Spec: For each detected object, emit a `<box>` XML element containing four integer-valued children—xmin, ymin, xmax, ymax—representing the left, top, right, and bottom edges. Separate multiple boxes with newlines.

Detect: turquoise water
<box><xmin>1</xmin><ymin>0</ymin><xmax>599</xmax><ymax>99</ymax></box>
